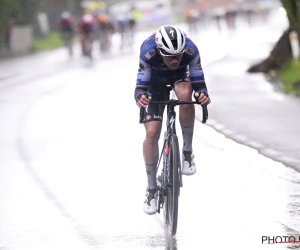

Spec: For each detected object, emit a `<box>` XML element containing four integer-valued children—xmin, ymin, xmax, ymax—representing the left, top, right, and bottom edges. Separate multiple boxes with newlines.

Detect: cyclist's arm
<box><xmin>188</xmin><ymin>53</ymin><xmax>208</xmax><ymax>94</ymax></box>
<box><xmin>134</xmin><ymin>58</ymin><xmax>151</xmax><ymax>101</ymax></box>
<box><xmin>135</xmin><ymin>34</ymin><xmax>157</xmax><ymax>101</ymax></box>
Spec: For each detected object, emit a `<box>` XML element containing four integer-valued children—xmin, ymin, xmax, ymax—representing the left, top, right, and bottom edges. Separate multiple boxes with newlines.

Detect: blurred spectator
<box><xmin>127</xmin><ymin>6</ymin><xmax>138</xmax><ymax>45</ymax></box>
<box><xmin>211</xmin><ymin>8</ymin><xmax>225</xmax><ymax>32</ymax></box>
<box><xmin>4</xmin><ymin>19</ymin><xmax>14</xmax><ymax>54</ymax></box>
<box><xmin>117</xmin><ymin>18</ymin><xmax>128</xmax><ymax>50</ymax></box>
<box><xmin>197</xmin><ymin>10</ymin><xmax>207</xmax><ymax>29</ymax></box>
<box><xmin>245</xmin><ymin>7</ymin><xmax>256</xmax><ymax>27</ymax></box>
<box><xmin>225</xmin><ymin>6</ymin><xmax>237</xmax><ymax>30</ymax></box>
<box><xmin>116</xmin><ymin>13</ymin><xmax>136</xmax><ymax>51</ymax></box>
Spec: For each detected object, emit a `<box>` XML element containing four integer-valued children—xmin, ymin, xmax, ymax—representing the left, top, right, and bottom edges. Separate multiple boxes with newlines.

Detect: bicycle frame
<box><xmin>139</xmin><ymin>88</ymin><xmax>208</xmax><ymax>213</ymax></box>
<box><xmin>138</xmin><ymin>88</ymin><xmax>209</xmax><ymax>234</ymax></box>
<box><xmin>157</xmin><ymin>100</ymin><xmax>183</xmax><ymax>192</ymax></box>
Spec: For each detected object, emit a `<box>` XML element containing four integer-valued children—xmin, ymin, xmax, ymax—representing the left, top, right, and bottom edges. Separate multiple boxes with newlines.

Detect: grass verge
<box><xmin>32</xmin><ymin>32</ymin><xmax>64</xmax><ymax>51</ymax></box>
<box><xmin>279</xmin><ymin>60</ymin><xmax>300</xmax><ymax>96</ymax></box>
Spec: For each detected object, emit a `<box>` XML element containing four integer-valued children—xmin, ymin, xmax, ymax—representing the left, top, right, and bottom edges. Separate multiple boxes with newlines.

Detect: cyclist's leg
<box><xmin>142</xmin><ymin>84</ymin><xmax>167</xmax><ymax>189</ymax></box>
<box><xmin>174</xmin><ymin>80</ymin><xmax>194</xmax><ymax>152</ymax></box>
<box><xmin>142</xmin><ymin>81</ymin><xmax>168</xmax><ymax>215</ymax></box>
<box><xmin>143</xmin><ymin>121</ymin><xmax>162</xmax><ymax>190</ymax></box>
<box><xmin>142</xmin><ymin>107</ymin><xmax>163</xmax><ymax>215</ymax></box>
<box><xmin>173</xmin><ymin>69</ymin><xmax>196</xmax><ymax>175</ymax></box>
<box><xmin>173</xmin><ymin>68</ymin><xmax>195</xmax><ymax>149</ymax></box>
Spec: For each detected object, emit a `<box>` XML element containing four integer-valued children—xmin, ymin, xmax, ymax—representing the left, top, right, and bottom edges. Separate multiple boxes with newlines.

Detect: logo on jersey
<box><xmin>185</xmin><ymin>47</ymin><xmax>195</xmax><ymax>55</ymax></box>
<box><xmin>139</xmin><ymin>62</ymin><xmax>144</xmax><ymax>72</ymax></box>
<box><xmin>145</xmin><ymin>49</ymin><xmax>156</xmax><ymax>59</ymax></box>
<box><xmin>169</xmin><ymin>29</ymin><xmax>175</xmax><ymax>38</ymax></box>
<box><xmin>196</xmin><ymin>57</ymin><xmax>201</xmax><ymax>67</ymax></box>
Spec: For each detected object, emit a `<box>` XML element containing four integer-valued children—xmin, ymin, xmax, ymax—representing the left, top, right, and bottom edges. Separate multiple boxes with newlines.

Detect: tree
<box><xmin>0</xmin><ymin>0</ymin><xmax>38</xmax><ymax>46</ymax></box>
<box><xmin>14</xmin><ymin>0</ymin><xmax>39</xmax><ymax>25</ymax></box>
<box><xmin>282</xmin><ymin>0</ymin><xmax>300</xmax><ymax>31</ymax></box>
<box><xmin>0</xmin><ymin>0</ymin><xmax>20</xmax><ymax>45</ymax></box>
<box><xmin>38</xmin><ymin>0</ymin><xmax>84</xmax><ymax>31</ymax></box>
<box><xmin>248</xmin><ymin>0</ymin><xmax>300</xmax><ymax>73</ymax></box>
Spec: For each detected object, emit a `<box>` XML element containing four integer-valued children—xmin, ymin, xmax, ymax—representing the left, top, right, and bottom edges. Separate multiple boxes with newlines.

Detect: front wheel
<box><xmin>167</xmin><ymin>135</ymin><xmax>180</xmax><ymax>235</ymax></box>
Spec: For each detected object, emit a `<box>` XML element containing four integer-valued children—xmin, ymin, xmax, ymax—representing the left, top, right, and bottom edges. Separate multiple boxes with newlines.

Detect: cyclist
<box><xmin>78</xmin><ymin>14</ymin><xmax>95</xmax><ymax>58</ymax></box>
<box><xmin>98</xmin><ymin>13</ymin><xmax>114</xmax><ymax>53</ymax></box>
<box><xmin>59</xmin><ymin>11</ymin><xmax>74</xmax><ymax>33</ymax></box>
<box><xmin>59</xmin><ymin>11</ymin><xmax>75</xmax><ymax>56</ymax></box>
<box><xmin>134</xmin><ymin>25</ymin><xmax>211</xmax><ymax>215</ymax></box>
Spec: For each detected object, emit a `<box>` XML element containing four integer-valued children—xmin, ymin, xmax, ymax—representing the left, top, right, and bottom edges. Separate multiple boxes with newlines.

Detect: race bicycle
<box><xmin>81</xmin><ymin>35</ymin><xmax>93</xmax><ymax>61</ymax></box>
<box><xmin>139</xmin><ymin>87</ymin><xmax>208</xmax><ymax>235</ymax></box>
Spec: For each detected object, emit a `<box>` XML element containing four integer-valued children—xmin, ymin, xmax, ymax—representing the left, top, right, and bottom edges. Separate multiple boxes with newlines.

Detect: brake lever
<box><xmin>201</xmin><ymin>105</ymin><xmax>208</xmax><ymax>124</ymax></box>
<box><xmin>139</xmin><ymin>92</ymin><xmax>152</xmax><ymax>124</ymax></box>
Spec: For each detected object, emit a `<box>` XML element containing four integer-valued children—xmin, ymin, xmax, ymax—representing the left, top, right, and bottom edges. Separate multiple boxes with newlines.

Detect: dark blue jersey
<box><xmin>136</xmin><ymin>32</ymin><xmax>206</xmax><ymax>88</ymax></box>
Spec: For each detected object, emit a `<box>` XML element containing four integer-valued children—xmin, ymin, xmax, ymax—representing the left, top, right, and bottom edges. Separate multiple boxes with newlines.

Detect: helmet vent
<box><xmin>171</xmin><ymin>40</ymin><xmax>178</xmax><ymax>50</ymax></box>
<box><xmin>161</xmin><ymin>33</ymin><xmax>169</xmax><ymax>48</ymax></box>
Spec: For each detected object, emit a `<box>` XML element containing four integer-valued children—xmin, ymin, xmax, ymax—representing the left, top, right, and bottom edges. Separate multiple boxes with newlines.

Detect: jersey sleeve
<box><xmin>136</xmin><ymin>58</ymin><xmax>151</xmax><ymax>88</ymax></box>
<box><xmin>189</xmin><ymin>52</ymin><xmax>205</xmax><ymax>84</ymax></box>
<box><xmin>135</xmin><ymin>35</ymin><xmax>156</xmax><ymax>88</ymax></box>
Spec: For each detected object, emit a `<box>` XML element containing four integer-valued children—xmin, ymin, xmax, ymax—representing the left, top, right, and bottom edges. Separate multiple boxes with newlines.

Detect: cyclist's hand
<box><xmin>194</xmin><ymin>91</ymin><xmax>211</xmax><ymax>105</ymax></box>
<box><xmin>136</xmin><ymin>94</ymin><xmax>152</xmax><ymax>108</ymax></box>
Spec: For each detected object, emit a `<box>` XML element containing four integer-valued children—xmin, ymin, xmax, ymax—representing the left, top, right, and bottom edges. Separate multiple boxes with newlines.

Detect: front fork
<box><xmin>157</xmin><ymin>132</ymin><xmax>169</xmax><ymax>214</ymax></box>
<box><xmin>157</xmin><ymin>132</ymin><xmax>183</xmax><ymax>213</ymax></box>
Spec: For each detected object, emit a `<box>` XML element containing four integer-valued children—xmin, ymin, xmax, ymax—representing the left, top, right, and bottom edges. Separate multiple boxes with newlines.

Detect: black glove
<box><xmin>194</xmin><ymin>89</ymin><xmax>209</xmax><ymax>104</ymax></box>
<box><xmin>134</xmin><ymin>88</ymin><xmax>148</xmax><ymax>102</ymax></box>
<box><xmin>135</xmin><ymin>88</ymin><xmax>152</xmax><ymax>103</ymax></box>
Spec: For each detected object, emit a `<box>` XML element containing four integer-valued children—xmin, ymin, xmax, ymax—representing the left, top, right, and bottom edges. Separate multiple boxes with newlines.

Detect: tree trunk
<box><xmin>247</xmin><ymin>28</ymin><xmax>293</xmax><ymax>73</ymax></box>
<box><xmin>247</xmin><ymin>0</ymin><xmax>300</xmax><ymax>73</ymax></box>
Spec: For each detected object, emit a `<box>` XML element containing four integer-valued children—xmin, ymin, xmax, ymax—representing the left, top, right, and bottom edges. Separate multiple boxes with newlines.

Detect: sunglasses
<box><xmin>159</xmin><ymin>49</ymin><xmax>185</xmax><ymax>58</ymax></box>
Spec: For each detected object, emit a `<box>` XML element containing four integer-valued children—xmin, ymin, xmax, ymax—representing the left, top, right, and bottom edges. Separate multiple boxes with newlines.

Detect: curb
<box><xmin>204</xmin><ymin>118</ymin><xmax>300</xmax><ymax>172</ymax></box>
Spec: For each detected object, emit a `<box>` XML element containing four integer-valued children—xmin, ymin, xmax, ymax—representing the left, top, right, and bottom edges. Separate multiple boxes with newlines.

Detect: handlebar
<box><xmin>139</xmin><ymin>99</ymin><xmax>208</xmax><ymax>124</ymax></box>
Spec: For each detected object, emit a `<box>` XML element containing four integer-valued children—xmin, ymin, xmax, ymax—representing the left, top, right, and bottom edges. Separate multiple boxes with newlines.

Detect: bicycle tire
<box><xmin>86</xmin><ymin>47</ymin><xmax>92</xmax><ymax>61</ymax></box>
<box><xmin>167</xmin><ymin>134</ymin><xmax>180</xmax><ymax>235</ymax></box>
<box><xmin>162</xmin><ymin>150</ymin><xmax>169</xmax><ymax>225</ymax></box>
<box><xmin>163</xmin><ymin>182</ymin><xmax>169</xmax><ymax>225</ymax></box>
<box><xmin>67</xmin><ymin>43</ymin><xmax>73</xmax><ymax>57</ymax></box>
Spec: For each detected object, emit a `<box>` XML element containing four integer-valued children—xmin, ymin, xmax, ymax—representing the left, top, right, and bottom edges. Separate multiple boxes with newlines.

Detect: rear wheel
<box><xmin>163</xmin><ymin>191</ymin><xmax>169</xmax><ymax>225</ymax></box>
<box><xmin>83</xmin><ymin>38</ymin><xmax>93</xmax><ymax>61</ymax></box>
<box><xmin>167</xmin><ymin>135</ymin><xmax>180</xmax><ymax>235</ymax></box>
<box><xmin>67</xmin><ymin>40</ymin><xmax>73</xmax><ymax>57</ymax></box>
<box><xmin>162</xmin><ymin>149</ymin><xmax>169</xmax><ymax>225</ymax></box>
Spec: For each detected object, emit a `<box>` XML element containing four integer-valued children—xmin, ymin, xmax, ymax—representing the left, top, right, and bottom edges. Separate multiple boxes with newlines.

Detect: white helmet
<box><xmin>61</xmin><ymin>11</ymin><xmax>71</xmax><ymax>19</ymax></box>
<box><xmin>82</xmin><ymin>14</ymin><xmax>93</xmax><ymax>23</ymax></box>
<box><xmin>155</xmin><ymin>25</ymin><xmax>186</xmax><ymax>55</ymax></box>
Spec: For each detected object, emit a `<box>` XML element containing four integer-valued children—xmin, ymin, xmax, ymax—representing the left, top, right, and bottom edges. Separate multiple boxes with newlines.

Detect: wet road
<box><xmin>204</xmin><ymin>12</ymin><xmax>300</xmax><ymax>169</ymax></box>
<box><xmin>1</xmin><ymin>12</ymin><xmax>300</xmax><ymax>250</ymax></box>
